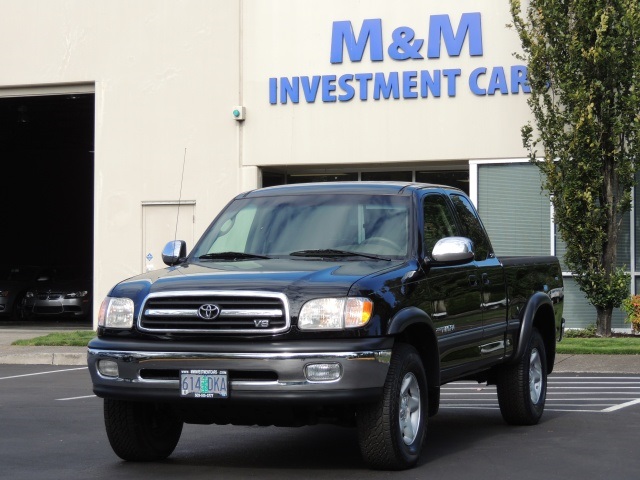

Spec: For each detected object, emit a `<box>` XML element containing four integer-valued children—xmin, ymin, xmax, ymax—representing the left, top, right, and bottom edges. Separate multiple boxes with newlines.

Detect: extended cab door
<box><xmin>449</xmin><ymin>193</ymin><xmax>507</xmax><ymax>362</ymax></box>
<box><xmin>419</xmin><ymin>193</ymin><xmax>485</xmax><ymax>375</ymax></box>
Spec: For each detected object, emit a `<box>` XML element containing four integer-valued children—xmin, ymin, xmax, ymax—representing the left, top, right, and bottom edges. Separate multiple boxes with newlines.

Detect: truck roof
<box><xmin>239</xmin><ymin>181</ymin><xmax>463</xmax><ymax>198</ymax></box>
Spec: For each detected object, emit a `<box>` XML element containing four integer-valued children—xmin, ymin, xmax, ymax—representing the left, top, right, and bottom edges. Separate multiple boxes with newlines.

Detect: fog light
<box><xmin>304</xmin><ymin>363</ymin><xmax>342</xmax><ymax>382</ymax></box>
<box><xmin>97</xmin><ymin>360</ymin><xmax>119</xmax><ymax>378</ymax></box>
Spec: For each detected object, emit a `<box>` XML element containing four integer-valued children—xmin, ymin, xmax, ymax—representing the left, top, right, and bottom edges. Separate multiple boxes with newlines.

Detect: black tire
<box><xmin>496</xmin><ymin>328</ymin><xmax>547</xmax><ymax>425</ymax></box>
<box><xmin>104</xmin><ymin>399</ymin><xmax>183</xmax><ymax>461</ymax></box>
<box><xmin>356</xmin><ymin>343</ymin><xmax>427</xmax><ymax>470</ymax></box>
<box><xmin>12</xmin><ymin>294</ymin><xmax>26</xmax><ymax>320</ymax></box>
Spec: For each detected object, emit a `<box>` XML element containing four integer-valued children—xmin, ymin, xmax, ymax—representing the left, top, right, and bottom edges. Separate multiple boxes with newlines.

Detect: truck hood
<box><xmin>110</xmin><ymin>258</ymin><xmax>404</xmax><ymax>302</ymax></box>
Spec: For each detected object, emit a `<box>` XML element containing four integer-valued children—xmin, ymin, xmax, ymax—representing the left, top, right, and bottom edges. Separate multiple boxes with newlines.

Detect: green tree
<box><xmin>509</xmin><ymin>0</ymin><xmax>640</xmax><ymax>336</ymax></box>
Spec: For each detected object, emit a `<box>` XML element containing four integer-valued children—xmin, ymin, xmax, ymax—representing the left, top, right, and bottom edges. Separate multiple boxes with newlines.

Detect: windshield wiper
<box><xmin>289</xmin><ymin>249</ymin><xmax>390</xmax><ymax>261</ymax></box>
<box><xmin>198</xmin><ymin>252</ymin><xmax>271</xmax><ymax>261</ymax></box>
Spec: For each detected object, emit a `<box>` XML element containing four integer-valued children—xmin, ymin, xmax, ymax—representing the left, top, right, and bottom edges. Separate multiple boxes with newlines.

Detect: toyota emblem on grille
<box><xmin>198</xmin><ymin>304</ymin><xmax>221</xmax><ymax>320</ymax></box>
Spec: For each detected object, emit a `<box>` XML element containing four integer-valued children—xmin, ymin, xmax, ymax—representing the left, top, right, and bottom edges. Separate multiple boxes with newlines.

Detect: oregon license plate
<box><xmin>180</xmin><ymin>369</ymin><xmax>228</xmax><ymax>398</ymax></box>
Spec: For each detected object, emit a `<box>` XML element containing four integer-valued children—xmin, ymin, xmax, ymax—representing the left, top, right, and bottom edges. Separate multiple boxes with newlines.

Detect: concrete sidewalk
<box><xmin>0</xmin><ymin>329</ymin><xmax>88</xmax><ymax>366</ymax></box>
<box><xmin>0</xmin><ymin>328</ymin><xmax>638</xmax><ymax>373</ymax></box>
<box><xmin>553</xmin><ymin>353</ymin><xmax>639</xmax><ymax>374</ymax></box>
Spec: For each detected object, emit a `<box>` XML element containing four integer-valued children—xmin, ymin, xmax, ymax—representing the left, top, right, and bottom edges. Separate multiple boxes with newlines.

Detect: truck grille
<box><xmin>138</xmin><ymin>291</ymin><xmax>290</xmax><ymax>334</ymax></box>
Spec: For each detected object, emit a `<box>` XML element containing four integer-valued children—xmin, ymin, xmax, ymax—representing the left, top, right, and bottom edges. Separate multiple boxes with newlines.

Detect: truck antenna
<box><xmin>174</xmin><ymin>147</ymin><xmax>187</xmax><ymax>242</ymax></box>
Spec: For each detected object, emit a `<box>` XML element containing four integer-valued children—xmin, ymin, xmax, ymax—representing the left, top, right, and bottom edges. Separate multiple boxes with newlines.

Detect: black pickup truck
<box><xmin>88</xmin><ymin>182</ymin><xmax>564</xmax><ymax>470</ymax></box>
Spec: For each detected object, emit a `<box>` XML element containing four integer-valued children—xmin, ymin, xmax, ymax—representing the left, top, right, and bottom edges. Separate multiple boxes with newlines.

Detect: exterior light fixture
<box><xmin>232</xmin><ymin>106</ymin><xmax>246</xmax><ymax>121</ymax></box>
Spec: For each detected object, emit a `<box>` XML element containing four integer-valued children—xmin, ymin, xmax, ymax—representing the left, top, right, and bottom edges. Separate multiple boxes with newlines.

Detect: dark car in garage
<box><xmin>0</xmin><ymin>266</ymin><xmax>43</xmax><ymax>319</ymax></box>
<box><xmin>20</xmin><ymin>267</ymin><xmax>91</xmax><ymax>320</ymax></box>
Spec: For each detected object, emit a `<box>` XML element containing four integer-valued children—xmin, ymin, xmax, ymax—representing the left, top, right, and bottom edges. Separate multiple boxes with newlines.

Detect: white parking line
<box><xmin>550</xmin><ymin>376</ymin><xmax>640</xmax><ymax>380</ymax></box>
<box><xmin>440</xmin><ymin>375</ymin><xmax>640</xmax><ymax>413</ymax></box>
<box><xmin>440</xmin><ymin>406</ymin><xmax>499</xmax><ymax>410</ymax></box>
<box><xmin>548</xmin><ymin>398</ymin><xmax>639</xmax><ymax>400</ymax></box>
<box><xmin>0</xmin><ymin>367</ymin><xmax>87</xmax><ymax>380</ymax></box>
<box><xmin>601</xmin><ymin>398</ymin><xmax>640</xmax><ymax>413</ymax></box>
<box><xmin>56</xmin><ymin>395</ymin><xmax>97</xmax><ymax>401</ymax></box>
<box><xmin>549</xmin><ymin>386</ymin><xmax>640</xmax><ymax>389</ymax></box>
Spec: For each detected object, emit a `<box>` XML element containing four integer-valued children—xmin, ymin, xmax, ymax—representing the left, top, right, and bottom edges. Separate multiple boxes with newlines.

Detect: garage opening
<box><xmin>0</xmin><ymin>93</ymin><xmax>94</xmax><ymax>326</ymax></box>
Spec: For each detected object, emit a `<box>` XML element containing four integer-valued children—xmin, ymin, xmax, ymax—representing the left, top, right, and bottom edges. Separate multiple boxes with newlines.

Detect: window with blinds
<box><xmin>634</xmin><ymin>171</ymin><xmax>640</xmax><ymax>272</ymax></box>
<box><xmin>477</xmin><ymin>163</ymin><xmax>551</xmax><ymax>257</ymax></box>
<box><xmin>562</xmin><ymin>277</ymin><xmax>627</xmax><ymax>329</ymax></box>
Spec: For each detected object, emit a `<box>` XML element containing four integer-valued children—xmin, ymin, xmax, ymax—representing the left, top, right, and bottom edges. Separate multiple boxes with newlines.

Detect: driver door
<box><xmin>420</xmin><ymin>193</ymin><xmax>483</xmax><ymax>376</ymax></box>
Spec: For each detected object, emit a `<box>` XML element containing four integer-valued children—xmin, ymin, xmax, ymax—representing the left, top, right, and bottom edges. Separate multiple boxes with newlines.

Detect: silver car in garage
<box><xmin>21</xmin><ymin>267</ymin><xmax>91</xmax><ymax>319</ymax></box>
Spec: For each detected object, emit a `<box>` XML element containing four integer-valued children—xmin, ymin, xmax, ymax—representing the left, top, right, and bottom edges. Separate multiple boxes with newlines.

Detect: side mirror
<box><xmin>431</xmin><ymin>237</ymin><xmax>474</xmax><ymax>264</ymax></box>
<box><xmin>162</xmin><ymin>240</ymin><xmax>187</xmax><ymax>266</ymax></box>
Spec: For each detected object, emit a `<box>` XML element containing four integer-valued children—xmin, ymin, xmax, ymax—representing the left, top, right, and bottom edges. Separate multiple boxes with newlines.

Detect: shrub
<box><xmin>564</xmin><ymin>324</ymin><xmax>598</xmax><ymax>338</ymax></box>
<box><xmin>621</xmin><ymin>295</ymin><xmax>640</xmax><ymax>333</ymax></box>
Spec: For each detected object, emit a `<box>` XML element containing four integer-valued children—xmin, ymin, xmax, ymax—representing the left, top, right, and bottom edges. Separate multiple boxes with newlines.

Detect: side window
<box><xmin>450</xmin><ymin>194</ymin><xmax>492</xmax><ymax>261</ymax></box>
<box><xmin>423</xmin><ymin>194</ymin><xmax>459</xmax><ymax>256</ymax></box>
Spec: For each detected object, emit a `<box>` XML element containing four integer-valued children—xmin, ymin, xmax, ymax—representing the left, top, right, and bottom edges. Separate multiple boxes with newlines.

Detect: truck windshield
<box><xmin>191</xmin><ymin>194</ymin><xmax>411</xmax><ymax>260</ymax></box>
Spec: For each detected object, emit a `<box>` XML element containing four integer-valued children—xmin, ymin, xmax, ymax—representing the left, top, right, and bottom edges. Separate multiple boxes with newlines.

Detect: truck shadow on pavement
<box><xmin>94</xmin><ymin>409</ymin><xmax>574</xmax><ymax>478</ymax></box>
<box><xmin>109</xmin><ymin>410</ymin><xmax>567</xmax><ymax>474</ymax></box>
<box><xmin>425</xmin><ymin>407</ymin><xmax>569</xmax><ymax>464</ymax></box>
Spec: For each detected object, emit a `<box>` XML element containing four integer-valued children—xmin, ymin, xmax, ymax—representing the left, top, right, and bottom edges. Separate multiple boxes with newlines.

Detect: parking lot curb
<box><xmin>0</xmin><ymin>351</ymin><xmax>86</xmax><ymax>366</ymax></box>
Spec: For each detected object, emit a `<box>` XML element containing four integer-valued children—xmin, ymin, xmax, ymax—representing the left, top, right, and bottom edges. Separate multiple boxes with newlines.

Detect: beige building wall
<box><xmin>0</xmin><ymin>1</ymin><xmax>244</xmax><ymax>321</ymax></box>
<box><xmin>0</xmin><ymin>0</ymin><xmax>531</xmax><ymax>325</ymax></box>
<box><xmin>242</xmin><ymin>0</ymin><xmax>530</xmax><ymax>166</ymax></box>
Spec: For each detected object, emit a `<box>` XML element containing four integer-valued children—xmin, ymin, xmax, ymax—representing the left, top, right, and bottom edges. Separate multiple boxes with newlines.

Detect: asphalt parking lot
<box><xmin>1</xmin><ymin>365</ymin><xmax>638</xmax><ymax>480</ymax></box>
<box><xmin>441</xmin><ymin>375</ymin><xmax>640</xmax><ymax>413</ymax></box>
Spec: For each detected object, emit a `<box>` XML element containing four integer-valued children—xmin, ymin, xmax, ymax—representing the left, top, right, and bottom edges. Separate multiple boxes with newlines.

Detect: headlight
<box><xmin>98</xmin><ymin>297</ymin><xmax>135</xmax><ymax>329</ymax></box>
<box><xmin>0</xmin><ymin>290</ymin><xmax>8</xmax><ymax>297</ymax></box>
<box><xmin>298</xmin><ymin>297</ymin><xmax>373</xmax><ymax>330</ymax></box>
<box><xmin>65</xmin><ymin>291</ymin><xmax>88</xmax><ymax>299</ymax></box>
<box><xmin>25</xmin><ymin>291</ymin><xmax>34</xmax><ymax>298</ymax></box>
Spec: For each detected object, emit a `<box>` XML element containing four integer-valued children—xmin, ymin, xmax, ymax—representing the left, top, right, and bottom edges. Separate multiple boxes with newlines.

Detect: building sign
<box><xmin>269</xmin><ymin>12</ymin><xmax>530</xmax><ymax>104</ymax></box>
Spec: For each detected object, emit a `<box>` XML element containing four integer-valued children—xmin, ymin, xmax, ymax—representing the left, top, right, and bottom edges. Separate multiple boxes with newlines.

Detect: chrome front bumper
<box><xmin>88</xmin><ymin>346</ymin><xmax>392</xmax><ymax>403</ymax></box>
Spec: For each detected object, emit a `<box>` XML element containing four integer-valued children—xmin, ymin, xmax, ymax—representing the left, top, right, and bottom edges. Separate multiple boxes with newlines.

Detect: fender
<box><xmin>386</xmin><ymin>306</ymin><xmax>435</xmax><ymax>335</ymax></box>
<box><xmin>513</xmin><ymin>291</ymin><xmax>554</xmax><ymax>363</ymax></box>
<box><xmin>386</xmin><ymin>307</ymin><xmax>441</xmax><ymax>416</ymax></box>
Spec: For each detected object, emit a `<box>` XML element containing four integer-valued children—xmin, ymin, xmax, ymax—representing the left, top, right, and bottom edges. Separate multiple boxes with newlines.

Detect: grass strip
<box><xmin>556</xmin><ymin>337</ymin><xmax>640</xmax><ymax>355</ymax></box>
<box><xmin>12</xmin><ymin>330</ymin><xmax>96</xmax><ymax>347</ymax></box>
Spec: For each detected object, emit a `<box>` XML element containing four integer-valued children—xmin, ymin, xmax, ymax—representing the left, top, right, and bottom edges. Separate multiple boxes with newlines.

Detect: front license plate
<box><xmin>180</xmin><ymin>369</ymin><xmax>228</xmax><ymax>398</ymax></box>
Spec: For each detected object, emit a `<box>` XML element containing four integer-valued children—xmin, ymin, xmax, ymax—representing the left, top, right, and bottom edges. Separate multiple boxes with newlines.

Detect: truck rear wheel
<box><xmin>104</xmin><ymin>399</ymin><xmax>183</xmax><ymax>461</ymax></box>
<box><xmin>356</xmin><ymin>343</ymin><xmax>427</xmax><ymax>470</ymax></box>
<box><xmin>496</xmin><ymin>328</ymin><xmax>547</xmax><ymax>425</ymax></box>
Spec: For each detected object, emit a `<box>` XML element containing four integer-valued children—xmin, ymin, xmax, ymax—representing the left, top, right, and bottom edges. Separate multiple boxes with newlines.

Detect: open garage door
<box><xmin>0</xmin><ymin>93</ymin><xmax>94</xmax><ymax>326</ymax></box>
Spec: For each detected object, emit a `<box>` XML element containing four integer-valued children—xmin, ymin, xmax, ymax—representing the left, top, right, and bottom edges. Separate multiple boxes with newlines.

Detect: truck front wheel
<box><xmin>104</xmin><ymin>399</ymin><xmax>183</xmax><ymax>461</ymax></box>
<box><xmin>356</xmin><ymin>343</ymin><xmax>427</xmax><ymax>470</ymax></box>
<box><xmin>496</xmin><ymin>327</ymin><xmax>547</xmax><ymax>425</ymax></box>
